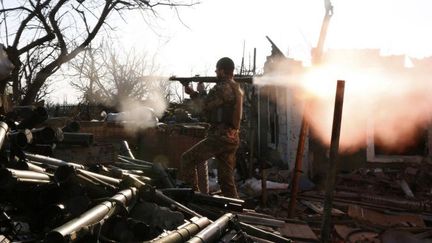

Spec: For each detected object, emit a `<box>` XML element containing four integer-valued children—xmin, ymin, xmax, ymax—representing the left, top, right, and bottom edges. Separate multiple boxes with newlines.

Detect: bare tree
<box><xmin>69</xmin><ymin>42</ymin><xmax>172</xmax><ymax>106</ymax></box>
<box><xmin>0</xmin><ymin>0</ymin><xmax>198</xmax><ymax>105</ymax></box>
<box><xmin>171</xmin><ymin>82</ymin><xmax>185</xmax><ymax>103</ymax></box>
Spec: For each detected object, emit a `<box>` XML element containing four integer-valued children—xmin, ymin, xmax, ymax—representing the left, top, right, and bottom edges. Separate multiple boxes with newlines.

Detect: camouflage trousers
<box><xmin>180</xmin><ymin>135</ymin><xmax>239</xmax><ymax>198</ymax></box>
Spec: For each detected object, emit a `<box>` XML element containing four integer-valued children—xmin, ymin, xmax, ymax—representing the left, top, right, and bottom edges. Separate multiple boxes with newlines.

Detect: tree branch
<box><xmin>12</xmin><ymin>0</ymin><xmax>51</xmax><ymax>48</ymax></box>
<box><xmin>12</xmin><ymin>12</ymin><xmax>38</xmax><ymax>48</ymax></box>
<box><xmin>49</xmin><ymin>0</ymin><xmax>68</xmax><ymax>54</ymax></box>
<box><xmin>0</xmin><ymin>6</ymin><xmax>31</xmax><ymax>13</ymax></box>
<box><xmin>18</xmin><ymin>33</ymin><xmax>55</xmax><ymax>54</ymax></box>
<box><xmin>148</xmin><ymin>1</ymin><xmax>200</xmax><ymax>8</ymax></box>
<box><xmin>19</xmin><ymin>0</ymin><xmax>199</xmax><ymax>104</ymax></box>
<box><xmin>61</xmin><ymin>0</ymin><xmax>114</xmax><ymax>65</ymax></box>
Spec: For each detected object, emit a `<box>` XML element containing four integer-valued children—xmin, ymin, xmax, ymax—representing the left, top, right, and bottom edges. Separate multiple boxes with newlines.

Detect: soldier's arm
<box><xmin>188</xmin><ymin>82</ymin><xmax>207</xmax><ymax>98</ymax></box>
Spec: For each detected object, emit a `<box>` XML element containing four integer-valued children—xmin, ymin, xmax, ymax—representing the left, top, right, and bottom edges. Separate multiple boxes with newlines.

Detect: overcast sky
<box><xmin>51</xmin><ymin>0</ymin><xmax>432</xmax><ymax>103</ymax></box>
<box><xmin>122</xmin><ymin>0</ymin><xmax>432</xmax><ymax>72</ymax></box>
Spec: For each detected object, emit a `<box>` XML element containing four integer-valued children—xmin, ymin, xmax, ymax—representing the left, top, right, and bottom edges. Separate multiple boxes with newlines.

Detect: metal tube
<box><xmin>154</xmin><ymin>190</ymin><xmax>203</xmax><ymax>218</ymax></box>
<box><xmin>76</xmin><ymin>169</ymin><xmax>121</xmax><ymax>186</ymax></box>
<box><xmin>91</xmin><ymin>164</ymin><xmax>151</xmax><ymax>183</ymax></box>
<box><xmin>75</xmin><ymin>170</ymin><xmax>118</xmax><ymax>190</ymax></box>
<box><xmin>121</xmin><ymin>140</ymin><xmax>135</xmax><ymax>159</ymax></box>
<box><xmin>0</xmin><ymin>121</ymin><xmax>8</xmax><ymax>150</ymax></box>
<box><xmin>116</xmin><ymin>158</ymin><xmax>141</xmax><ymax>166</ymax></box>
<box><xmin>169</xmin><ymin>76</ymin><xmax>253</xmax><ymax>84</ymax></box>
<box><xmin>0</xmin><ymin>168</ymin><xmax>50</xmax><ymax>181</ymax></box>
<box><xmin>27</xmin><ymin>159</ymin><xmax>53</xmax><ymax>168</ymax></box>
<box><xmin>192</xmin><ymin>192</ymin><xmax>244</xmax><ymax>212</ymax></box>
<box><xmin>153</xmin><ymin>217</ymin><xmax>211</xmax><ymax>243</ymax></box>
<box><xmin>117</xmin><ymin>155</ymin><xmax>153</xmax><ymax>166</ymax></box>
<box><xmin>239</xmin><ymin>222</ymin><xmax>292</xmax><ymax>243</ymax></box>
<box><xmin>186</xmin><ymin>213</ymin><xmax>234</xmax><ymax>243</ymax></box>
<box><xmin>194</xmin><ymin>192</ymin><xmax>244</xmax><ymax>205</ymax></box>
<box><xmin>25</xmin><ymin>153</ymin><xmax>85</xmax><ymax>169</ymax></box>
<box><xmin>237</xmin><ymin>214</ymin><xmax>284</xmax><ymax>228</ymax></box>
<box><xmin>54</xmin><ymin>166</ymin><xmax>116</xmax><ymax>197</ymax></box>
<box><xmin>16</xmin><ymin>160</ymin><xmax>46</xmax><ymax>173</ymax></box>
<box><xmin>15</xmin><ymin>178</ymin><xmax>51</xmax><ymax>183</ymax></box>
<box><xmin>125</xmin><ymin>175</ymin><xmax>202</xmax><ymax>218</ymax></box>
<box><xmin>113</xmin><ymin>162</ymin><xmax>152</xmax><ymax>171</ymax></box>
<box><xmin>0</xmin><ymin>168</ymin><xmax>51</xmax><ymax>188</ymax></box>
<box><xmin>320</xmin><ymin>80</ymin><xmax>345</xmax><ymax>243</ymax></box>
<box><xmin>45</xmin><ymin>187</ymin><xmax>137</xmax><ymax>243</ymax></box>
<box><xmin>23</xmin><ymin>162</ymin><xmax>47</xmax><ymax>173</ymax></box>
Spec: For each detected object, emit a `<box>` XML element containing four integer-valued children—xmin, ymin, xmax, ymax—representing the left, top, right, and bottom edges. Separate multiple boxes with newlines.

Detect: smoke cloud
<box><xmin>254</xmin><ymin>51</ymin><xmax>432</xmax><ymax>153</ymax></box>
<box><xmin>118</xmin><ymin>83</ymin><xmax>168</xmax><ymax>134</ymax></box>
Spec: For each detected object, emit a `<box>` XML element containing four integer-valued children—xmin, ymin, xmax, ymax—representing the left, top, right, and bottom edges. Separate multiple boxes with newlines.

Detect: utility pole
<box><xmin>288</xmin><ymin>0</ymin><xmax>334</xmax><ymax>218</ymax></box>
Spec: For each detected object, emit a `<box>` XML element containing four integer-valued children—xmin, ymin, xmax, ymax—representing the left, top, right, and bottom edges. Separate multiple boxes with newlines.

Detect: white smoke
<box><xmin>118</xmin><ymin>82</ymin><xmax>168</xmax><ymax>134</ymax></box>
<box><xmin>254</xmin><ymin>52</ymin><xmax>432</xmax><ymax>153</ymax></box>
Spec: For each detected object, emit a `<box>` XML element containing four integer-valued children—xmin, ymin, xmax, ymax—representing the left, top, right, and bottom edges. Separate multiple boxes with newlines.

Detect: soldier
<box><xmin>180</xmin><ymin>57</ymin><xmax>243</xmax><ymax>198</ymax></box>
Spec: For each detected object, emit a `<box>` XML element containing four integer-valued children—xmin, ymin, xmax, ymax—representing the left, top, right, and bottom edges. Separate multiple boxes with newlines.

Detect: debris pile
<box><xmin>3</xmin><ymin>105</ymin><xmax>431</xmax><ymax>242</ymax></box>
<box><xmin>0</xmin><ymin>106</ymin><xmax>293</xmax><ymax>242</ymax></box>
<box><xmin>288</xmin><ymin>164</ymin><xmax>432</xmax><ymax>242</ymax></box>
<box><xmin>232</xmin><ymin>163</ymin><xmax>432</xmax><ymax>242</ymax></box>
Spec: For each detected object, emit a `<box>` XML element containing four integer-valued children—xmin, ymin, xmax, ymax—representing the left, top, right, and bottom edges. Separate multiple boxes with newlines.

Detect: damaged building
<box><xmin>257</xmin><ymin>43</ymin><xmax>432</xmax><ymax>178</ymax></box>
<box><xmin>250</xmin><ymin>40</ymin><xmax>432</xmax><ymax>241</ymax></box>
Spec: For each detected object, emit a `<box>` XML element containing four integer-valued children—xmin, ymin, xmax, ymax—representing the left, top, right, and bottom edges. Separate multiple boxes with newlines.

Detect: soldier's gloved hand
<box><xmin>197</xmin><ymin>81</ymin><xmax>205</xmax><ymax>94</ymax></box>
<box><xmin>184</xmin><ymin>85</ymin><xmax>195</xmax><ymax>95</ymax></box>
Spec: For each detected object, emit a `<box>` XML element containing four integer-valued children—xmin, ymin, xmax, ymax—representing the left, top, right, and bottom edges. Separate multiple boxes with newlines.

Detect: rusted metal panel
<box><xmin>79</xmin><ymin>121</ymin><xmax>139</xmax><ymax>142</ymax></box>
<box><xmin>139</xmin><ymin>124</ymin><xmax>206</xmax><ymax>167</ymax></box>
<box><xmin>279</xmin><ymin>222</ymin><xmax>318</xmax><ymax>242</ymax></box>
<box><xmin>79</xmin><ymin>122</ymin><xmax>206</xmax><ymax>168</ymax></box>
<box><xmin>53</xmin><ymin>143</ymin><xmax>117</xmax><ymax>164</ymax></box>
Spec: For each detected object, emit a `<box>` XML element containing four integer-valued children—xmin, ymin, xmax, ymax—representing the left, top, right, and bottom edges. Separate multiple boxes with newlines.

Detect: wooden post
<box><xmin>320</xmin><ymin>80</ymin><xmax>345</xmax><ymax>243</ymax></box>
<box><xmin>288</xmin><ymin>114</ymin><xmax>308</xmax><ymax>217</ymax></box>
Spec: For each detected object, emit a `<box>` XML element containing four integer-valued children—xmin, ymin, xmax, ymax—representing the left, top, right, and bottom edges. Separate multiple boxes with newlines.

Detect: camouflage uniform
<box><xmin>180</xmin><ymin>79</ymin><xmax>242</xmax><ymax>198</ymax></box>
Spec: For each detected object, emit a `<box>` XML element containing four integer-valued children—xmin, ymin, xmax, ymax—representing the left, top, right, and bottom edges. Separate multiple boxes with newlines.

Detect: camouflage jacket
<box><xmin>190</xmin><ymin>79</ymin><xmax>240</xmax><ymax>144</ymax></box>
